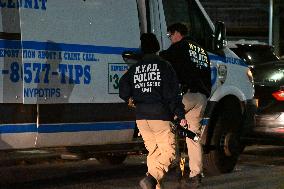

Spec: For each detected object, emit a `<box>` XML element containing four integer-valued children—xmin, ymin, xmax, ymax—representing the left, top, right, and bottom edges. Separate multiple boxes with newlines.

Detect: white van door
<box><xmin>19</xmin><ymin>0</ymin><xmax>140</xmax><ymax>105</ymax></box>
<box><xmin>0</xmin><ymin>7</ymin><xmax>23</xmax><ymax>103</ymax></box>
<box><xmin>16</xmin><ymin>0</ymin><xmax>140</xmax><ymax>147</ymax></box>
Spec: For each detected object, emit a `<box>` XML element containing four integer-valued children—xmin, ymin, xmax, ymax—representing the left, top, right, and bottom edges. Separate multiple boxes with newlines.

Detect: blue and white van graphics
<box><xmin>0</xmin><ymin>0</ymin><xmax>255</xmax><ymax>174</ymax></box>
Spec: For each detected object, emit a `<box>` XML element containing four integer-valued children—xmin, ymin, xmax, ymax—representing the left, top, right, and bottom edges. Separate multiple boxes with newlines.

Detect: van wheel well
<box><xmin>204</xmin><ymin>96</ymin><xmax>244</xmax><ymax>175</ymax></box>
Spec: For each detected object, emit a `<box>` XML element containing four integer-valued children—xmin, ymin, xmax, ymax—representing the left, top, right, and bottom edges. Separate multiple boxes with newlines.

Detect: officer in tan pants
<box><xmin>119</xmin><ymin>33</ymin><xmax>187</xmax><ymax>189</ymax></box>
<box><xmin>136</xmin><ymin>120</ymin><xmax>177</xmax><ymax>189</ymax></box>
<box><xmin>160</xmin><ymin>23</ymin><xmax>211</xmax><ymax>188</ymax></box>
<box><xmin>183</xmin><ymin>91</ymin><xmax>207</xmax><ymax>180</ymax></box>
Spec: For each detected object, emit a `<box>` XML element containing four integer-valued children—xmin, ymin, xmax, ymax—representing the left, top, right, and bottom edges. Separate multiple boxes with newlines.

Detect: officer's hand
<box><xmin>180</xmin><ymin>119</ymin><xmax>187</xmax><ymax>127</ymax></box>
<box><xmin>128</xmin><ymin>97</ymin><xmax>136</xmax><ymax>108</ymax></box>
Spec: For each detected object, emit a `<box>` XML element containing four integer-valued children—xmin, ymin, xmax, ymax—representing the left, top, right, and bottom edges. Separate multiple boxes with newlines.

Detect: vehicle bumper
<box><xmin>242</xmin><ymin>112</ymin><xmax>284</xmax><ymax>145</ymax></box>
<box><xmin>241</xmin><ymin>99</ymin><xmax>257</xmax><ymax>137</ymax></box>
<box><xmin>253</xmin><ymin>112</ymin><xmax>284</xmax><ymax>138</ymax></box>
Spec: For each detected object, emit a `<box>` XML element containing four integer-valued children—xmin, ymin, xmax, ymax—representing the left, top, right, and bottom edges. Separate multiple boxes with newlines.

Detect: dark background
<box><xmin>200</xmin><ymin>0</ymin><xmax>284</xmax><ymax>57</ymax></box>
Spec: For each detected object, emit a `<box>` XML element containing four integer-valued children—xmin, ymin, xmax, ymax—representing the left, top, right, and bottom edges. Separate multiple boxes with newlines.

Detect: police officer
<box><xmin>119</xmin><ymin>33</ymin><xmax>187</xmax><ymax>189</ymax></box>
<box><xmin>160</xmin><ymin>23</ymin><xmax>211</xmax><ymax>188</ymax></box>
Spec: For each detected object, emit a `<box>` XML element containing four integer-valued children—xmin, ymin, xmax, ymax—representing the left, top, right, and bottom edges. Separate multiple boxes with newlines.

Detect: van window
<box><xmin>162</xmin><ymin>0</ymin><xmax>213</xmax><ymax>50</ymax></box>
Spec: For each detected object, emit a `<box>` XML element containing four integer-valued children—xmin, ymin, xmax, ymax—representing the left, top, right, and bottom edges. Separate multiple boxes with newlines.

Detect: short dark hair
<box><xmin>140</xmin><ymin>33</ymin><xmax>160</xmax><ymax>54</ymax></box>
<box><xmin>167</xmin><ymin>23</ymin><xmax>188</xmax><ymax>36</ymax></box>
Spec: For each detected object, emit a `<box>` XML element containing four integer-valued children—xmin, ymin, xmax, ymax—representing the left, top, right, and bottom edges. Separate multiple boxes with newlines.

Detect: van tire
<box><xmin>95</xmin><ymin>154</ymin><xmax>127</xmax><ymax>165</ymax></box>
<box><xmin>203</xmin><ymin>100</ymin><xmax>244</xmax><ymax>176</ymax></box>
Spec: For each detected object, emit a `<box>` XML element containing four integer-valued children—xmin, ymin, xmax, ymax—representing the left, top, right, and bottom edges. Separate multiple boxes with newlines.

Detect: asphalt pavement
<box><xmin>1</xmin><ymin>145</ymin><xmax>284</xmax><ymax>189</ymax></box>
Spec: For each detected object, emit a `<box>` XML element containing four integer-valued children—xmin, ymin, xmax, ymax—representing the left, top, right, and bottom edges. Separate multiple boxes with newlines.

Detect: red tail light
<box><xmin>272</xmin><ymin>90</ymin><xmax>284</xmax><ymax>101</ymax></box>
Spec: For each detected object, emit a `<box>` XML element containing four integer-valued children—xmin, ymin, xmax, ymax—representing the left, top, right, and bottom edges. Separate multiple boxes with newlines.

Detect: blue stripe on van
<box><xmin>0</xmin><ymin>39</ymin><xmax>246</xmax><ymax>66</ymax></box>
<box><xmin>0</xmin><ymin>123</ymin><xmax>37</xmax><ymax>133</ymax></box>
<box><xmin>38</xmin><ymin>122</ymin><xmax>135</xmax><ymax>133</ymax></box>
<box><xmin>0</xmin><ymin>39</ymin><xmax>22</xmax><ymax>49</ymax></box>
<box><xmin>0</xmin><ymin>40</ymin><xmax>139</xmax><ymax>55</ymax></box>
<box><xmin>208</xmin><ymin>54</ymin><xmax>247</xmax><ymax>67</ymax></box>
<box><xmin>0</xmin><ymin>122</ymin><xmax>135</xmax><ymax>134</ymax></box>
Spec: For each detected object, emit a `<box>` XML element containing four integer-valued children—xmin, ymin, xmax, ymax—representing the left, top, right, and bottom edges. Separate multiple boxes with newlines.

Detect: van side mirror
<box><xmin>213</xmin><ymin>21</ymin><xmax>226</xmax><ymax>50</ymax></box>
<box><xmin>122</xmin><ymin>51</ymin><xmax>141</xmax><ymax>65</ymax></box>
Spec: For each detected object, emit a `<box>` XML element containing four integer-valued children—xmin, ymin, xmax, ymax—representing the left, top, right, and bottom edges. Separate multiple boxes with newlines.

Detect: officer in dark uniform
<box><xmin>160</xmin><ymin>23</ymin><xmax>211</xmax><ymax>188</ymax></box>
<box><xmin>119</xmin><ymin>33</ymin><xmax>187</xmax><ymax>189</ymax></box>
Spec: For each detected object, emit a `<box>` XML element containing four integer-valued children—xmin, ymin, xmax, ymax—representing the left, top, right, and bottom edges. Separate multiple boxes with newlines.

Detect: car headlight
<box><xmin>247</xmin><ymin>68</ymin><xmax>254</xmax><ymax>83</ymax></box>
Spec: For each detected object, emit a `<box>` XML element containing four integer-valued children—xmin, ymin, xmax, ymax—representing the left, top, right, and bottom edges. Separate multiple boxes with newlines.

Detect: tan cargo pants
<box><xmin>136</xmin><ymin>120</ymin><xmax>176</xmax><ymax>189</ymax></box>
<box><xmin>182</xmin><ymin>91</ymin><xmax>207</xmax><ymax>178</ymax></box>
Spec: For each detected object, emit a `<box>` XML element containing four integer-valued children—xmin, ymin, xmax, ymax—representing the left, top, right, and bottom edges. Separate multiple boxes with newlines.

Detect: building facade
<box><xmin>200</xmin><ymin>0</ymin><xmax>284</xmax><ymax>57</ymax></box>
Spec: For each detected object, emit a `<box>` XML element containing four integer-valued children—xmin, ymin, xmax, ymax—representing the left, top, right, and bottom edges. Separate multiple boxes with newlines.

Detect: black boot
<box><xmin>180</xmin><ymin>174</ymin><xmax>202</xmax><ymax>189</ymax></box>
<box><xmin>139</xmin><ymin>174</ymin><xmax>157</xmax><ymax>189</ymax></box>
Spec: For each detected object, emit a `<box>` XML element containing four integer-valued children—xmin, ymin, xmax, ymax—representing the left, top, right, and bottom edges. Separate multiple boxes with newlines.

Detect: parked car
<box><xmin>231</xmin><ymin>44</ymin><xmax>284</xmax><ymax>144</ymax></box>
<box><xmin>253</xmin><ymin>62</ymin><xmax>284</xmax><ymax>140</ymax></box>
<box><xmin>230</xmin><ymin>44</ymin><xmax>280</xmax><ymax>66</ymax></box>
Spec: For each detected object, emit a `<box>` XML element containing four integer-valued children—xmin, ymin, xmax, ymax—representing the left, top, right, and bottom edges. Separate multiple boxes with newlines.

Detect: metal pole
<box><xmin>269</xmin><ymin>0</ymin><xmax>273</xmax><ymax>45</ymax></box>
